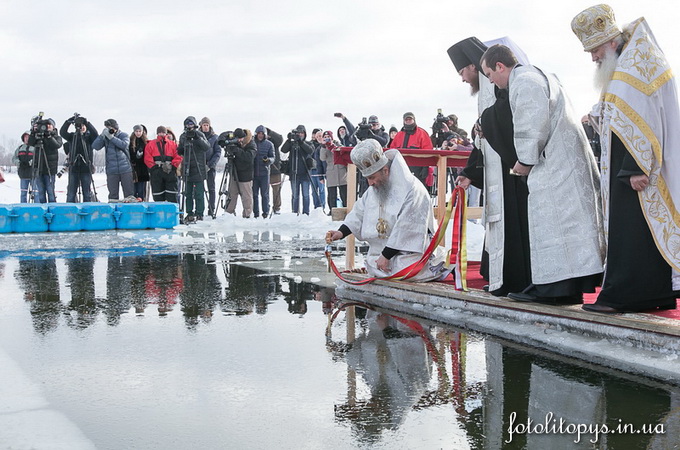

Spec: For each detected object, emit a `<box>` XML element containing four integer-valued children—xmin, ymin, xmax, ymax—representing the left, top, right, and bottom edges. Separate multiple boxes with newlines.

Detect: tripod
<box><xmin>179</xmin><ymin>139</ymin><xmax>192</xmax><ymax>222</ymax></box>
<box><xmin>29</xmin><ymin>139</ymin><xmax>50</xmax><ymax>203</ymax></box>
<box><xmin>69</xmin><ymin>127</ymin><xmax>98</xmax><ymax>202</ymax></box>
<box><xmin>216</xmin><ymin>153</ymin><xmax>238</xmax><ymax>218</ymax></box>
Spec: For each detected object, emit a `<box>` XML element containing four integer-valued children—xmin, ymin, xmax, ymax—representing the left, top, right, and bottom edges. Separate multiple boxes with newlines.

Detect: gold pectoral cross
<box><xmin>376</xmin><ymin>218</ymin><xmax>389</xmax><ymax>239</ymax></box>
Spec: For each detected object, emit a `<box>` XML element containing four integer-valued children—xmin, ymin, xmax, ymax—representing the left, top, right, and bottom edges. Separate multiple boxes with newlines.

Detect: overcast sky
<box><xmin>1</xmin><ymin>0</ymin><xmax>677</xmax><ymax>148</ymax></box>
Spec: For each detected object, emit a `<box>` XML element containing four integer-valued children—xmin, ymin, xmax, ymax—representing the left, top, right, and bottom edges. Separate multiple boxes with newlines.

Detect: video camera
<box><xmin>218</xmin><ymin>131</ymin><xmax>239</xmax><ymax>157</ymax></box>
<box><xmin>357</xmin><ymin>117</ymin><xmax>371</xmax><ymax>130</ymax></box>
<box><xmin>185</xmin><ymin>127</ymin><xmax>196</xmax><ymax>139</ymax></box>
<box><xmin>73</xmin><ymin>113</ymin><xmax>87</xmax><ymax>129</ymax></box>
<box><xmin>31</xmin><ymin>112</ymin><xmax>52</xmax><ymax>141</ymax></box>
<box><xmin>433</xmin><ymin>108</ymin><xmax>448</xmax><ymax>132</ymax></box>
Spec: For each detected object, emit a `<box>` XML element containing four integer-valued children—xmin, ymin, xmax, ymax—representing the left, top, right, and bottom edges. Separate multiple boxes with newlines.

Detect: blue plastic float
<box><xmin>0</xmin><ymin>202</ymin><xmax>179</xmax><ymax>233</ymax></box>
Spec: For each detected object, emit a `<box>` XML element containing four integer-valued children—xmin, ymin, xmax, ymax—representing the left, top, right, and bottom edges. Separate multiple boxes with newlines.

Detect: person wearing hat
<box><xmin>319</xmin><ymin>130</ymin><xmax>347</xmax><ymax>214</ymax></box>
<box><xmin>12</xmin><ymin>131</ymin><xmax>33</xmax><ymax>202</ymax></box>
<box><xmin>388</xmin><ymin>112</ymin><xmax>433</xmax><ymax>188</ymax></box>
<box><xmin>449</xmin><ymin>36</ymin><xmax>532</xmax><ymax>296</ymax></box>
<box><xmin>28</xmin><ymin>116</ymin><xmax>63</xmax><ymax>203</ymax></box>
<box><xmin>178</xmin><ymin>116</ymin><xmax>211</xmax><ymax>221</ymax></box>
<box><xmin>571</xmin><ymin>5</ymin><xmax>680</xmax><ymax>313</ymax></box>
<box><xmin>60</xmin><ymin>115</ymin><xmax>98</xmax><ymax>202</ymax></box>
<box><xmin>129</xmin><ymin>124</ymin><xmax>149</xmax><ymax>201</ymax></box>
<box><xmin>252</xmin><ymin>125</ymin><xmax>275</xmax><ymax>218</ymax></box>
<box><xmin>281</xmin><ymin>125</ymin><xmax>314</xmax><ymax>215</ymax></box>
<box><xmin>325</xmin><ymin>139</ymin><xmax>448</xmax><ymax>281</ymax></box>
<box><xmin>93</xmin><ymin>118</ymin><xmax>133</xmax><ymax>202</ymax></box>
<box><xmin>144</xmin><ymin>126</ymin><xmax>182</xmax><ymax>203</ymax></box>
<box><xmin>224</xmin><ymin>128</ymin><xmax>257</xmax><ymax>218</ymax></box>
<box><xmin>478</xmin><ymin>43</ymin><xmax>605</xmax><ymax>305</ymax></box>
<box><xmin>199</xmin><ymin>117</ymin><xmax>221</xmax><ymax>217</ymax></box>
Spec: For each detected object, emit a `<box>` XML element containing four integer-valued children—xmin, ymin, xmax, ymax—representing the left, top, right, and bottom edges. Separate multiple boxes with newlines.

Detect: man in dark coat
<box><xmin>178</xmin><ymin>116</ymin><xmax>211</xmax><ymax>221</ymax></box>
<box><xmin>266</xmin><ymin>127</ymin><xmax>284</xmax><ymax>214</ymax></box>
<box><xmin>224</xmin><ymin>128</ymin><xmax>257</xmax><ymax>218</ymax></box>
<box><xmin>60</xmin><ymin>115</ymin><xmax>97</xmax><ymax>202</ymax></box>
<box><xmin>28</xmin><ymin>116</ymin><xmax>63</xmax><ymax>203</ymax></box>
<box><xmin>281</xmin><ymin>125</ymin><xmax>314</xmax><ymax>215</ymax></box>
<box><xmin>200</xmin><ymin>117</ymin><xmax>221</xmax><ymax>217</ymax></box>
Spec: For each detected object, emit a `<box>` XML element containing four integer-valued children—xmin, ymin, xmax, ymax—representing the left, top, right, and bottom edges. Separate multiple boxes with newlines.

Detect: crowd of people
<box><xmin>5</xmin><ymin>4</ymin><xmax>678</xmax><ymax>316</ymax></box>
<box><xmin>8</xmin><ymin>110</ymin><xmax>471</xmax><ymax>223</ymax></box>
<box><xmin>327</xmin><ymin>4</ymin><xmax>679</xmax><ymax>316</ymax></box>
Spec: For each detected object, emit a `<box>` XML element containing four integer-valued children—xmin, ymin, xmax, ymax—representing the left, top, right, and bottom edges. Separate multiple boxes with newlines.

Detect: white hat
<box><xmin>571</xmin><ymin>4</ymin><xmax>621</xmax><ymax>52</ymax></box>
<box><xmin>350</xmin><ymin>139</ymin><xmax>388</xmax><ymax>177</ymax></box>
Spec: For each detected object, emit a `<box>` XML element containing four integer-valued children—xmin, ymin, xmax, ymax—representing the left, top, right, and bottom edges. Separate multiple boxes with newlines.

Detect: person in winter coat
<box><xmin>144</xmin><ymin>126</ymin><xmax>182</xmax><ymax>202</ymax></box>
<box><xmin>252</xmin><ymin>125</ymin><xmax>275</xmax><ymax>218</ymax></box>
<box><xmin>92</xmin><ymin>118</ymin><xmax>133</xmax><ymax>202</ymax></box>
<box><xmin>27</xmin><ymin>117</ymin><xmax>63</xmax><ymax>203</ymax></box>
<box><xmin>319</xmin><ymin>130</ymin><xmax>347</xmax><ymax>214</ymax></box>
<box><xmin>199</xmin><ymin>117</ymin><xmax>221</xmax><ymax>217</ymax></box>
<box><xmin>60</xmin><ymin>115</ymin><xmax>97</xmax><ymax>203</ymax></box>
<box><xmin>225</xmin><ymin>128</ymin><xmax>257</xmax><ymax>218</ymax></box>
<box><xmin>388</xmin><ymin>112</ymin><xmax>434</xmax><ymax>188</ymax></box>
<box><xmin>281</xmin><ymin>125</ymin><xmax>314</xmax><ymax>215</ymax></box>
<box><xmin>12</xmin><ymin>131</ymin><xmax>33</xmax><ymax>203</ymax></box>
<box><xmin>311</xmin><ymin>130</ymin><xmax>327</xmax><ymax>210</ymax></box>
<box><xmin>266</xmin><ymin>127</ymin><xmax>284</xmax><ymax>215</ymax></box>
<box><xmin>337</xmin><ymin>125</ymin><xmax>353</xmax><ymax>147</ymax></box>
<box><xmin>178</xmin><ymin>116</ymin><xmax>211</xmax><ymax>221</ymax></box>
<box><xmin>129</xmin><ymin>124</ymin><xmax>149</xmax><ymax>201</ymax></box>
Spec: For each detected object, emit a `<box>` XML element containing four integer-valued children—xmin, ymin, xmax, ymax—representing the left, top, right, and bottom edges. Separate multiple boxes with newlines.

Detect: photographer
<box><xmin>266</xmin><ymin>127</ymin><xmax>284</xmax><ymax>215</ymax></box>
<box><xmin>129</xmin><ymin>125</ymin><xmax>149</xmax><ymax>201</ymax></box>
<box><xmin>144</xmin><ymin>126</ymin><xmax>182</xmax><ymax>202</ymax></box>
<box><xmin>430</xmin><ymin>112</ymin><xmax>469</xmax><ymax>148</ymax></box>
<box><xmin>319</xmin><ymin>130</ymin><xmax>347</xmax><ymax>214</ymax></box>
<box><xmin>60</xmin><ymin>114</ymin><xmax>97</xmax><ymax>202</ymax></box>
<box><xmin>281</xmin><ymin>125</ymin><xmax>314</xmax><ymax>215</ymax></box>
<box><xmin>224</xmin><ymin>128</ymin><xmax>257</xmax><ymax>218</ymax></box>
<box><xmin>252</xmin><ymin>125</ymin><xmax>275</xmax><ymax>218</ymax></box>
<box><xmin>311</xmin><ymin>130</ymin><xmax>327</xmax><ymax>211</ymax></box>
<box><xmin>333</xmin><ymin>113</ymin><xmax>388</xmax><ymax>147</ymax></box>
<box><xmin>12</xmin><ymin>131</ymin><xmax>32</xmax><ymax>202</ymax></box>
<box><xmin>178</xmin><ymin>116</ymin><xmax>211</xmax><ymax>221</ymax></box>
<box><xmin>200</xmin><ymin>117</ymin><xmax>221</xmax><ymax>217</ymax></box>
<box><xmin>92</xmin><ymin>118</ymin><xmax>133</xmax><ymax>202</ymax></box>
<box><xmin>28</xmin><ymin>116</ymin><xmax>63</xmax><ymax>203</ymax></box>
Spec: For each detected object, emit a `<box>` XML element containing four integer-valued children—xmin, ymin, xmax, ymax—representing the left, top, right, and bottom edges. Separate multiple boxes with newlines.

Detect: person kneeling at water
<box><xmin>325</xmin><ymin>139</ymin><xmax>449</xmax><ymax>281</ymax></box>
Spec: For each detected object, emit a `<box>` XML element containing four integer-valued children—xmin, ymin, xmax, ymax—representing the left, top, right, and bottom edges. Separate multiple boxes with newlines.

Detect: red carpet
<box><xmin>442</xmin><ymin>261</ymin><xmax>680</xmax><ymax>320</ymax></box>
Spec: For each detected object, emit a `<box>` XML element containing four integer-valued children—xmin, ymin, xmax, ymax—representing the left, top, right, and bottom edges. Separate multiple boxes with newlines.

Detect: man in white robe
<box><xmin>449</xmin><ymin>36</ymin><xmax>533</xmax><ymax>297</ymax></box>
<box><xmin>479</xmin><ymin>44</ymin><xmax>606</xmax><ymax>303</ymax></box>
<box><xmin>572</xmin><ymin>4</ymin><xmax>680</xmax><ymax>312</ymax></box>
<box><xmin>326</xmin><ymin>139</ymin><xmax>448</xmax><ymax>282</ymax></box>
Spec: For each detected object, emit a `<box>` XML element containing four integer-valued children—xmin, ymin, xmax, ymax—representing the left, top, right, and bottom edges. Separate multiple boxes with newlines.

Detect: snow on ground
<box><xmin>0</xmin><ymin>171</ymin><xmax>484</xmax><ymax>261</ymax></box>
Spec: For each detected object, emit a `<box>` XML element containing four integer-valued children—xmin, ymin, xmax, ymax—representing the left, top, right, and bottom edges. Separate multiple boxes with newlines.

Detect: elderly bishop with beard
<box><xmin>572</xmin><ymin>4</ymin><xmax>680</xmax><ymax>313</ymax></box>
<box><xmin>326</xmin><ymin>139</ymin><xmax>449</xmax><ymax>281</ymax></box>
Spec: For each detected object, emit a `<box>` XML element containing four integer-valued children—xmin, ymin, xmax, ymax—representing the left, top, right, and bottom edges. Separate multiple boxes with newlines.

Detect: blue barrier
<box><xmin>0</xmin><ymin>202</ymin><xmax>179</xmax><ymax>233</ymax></box>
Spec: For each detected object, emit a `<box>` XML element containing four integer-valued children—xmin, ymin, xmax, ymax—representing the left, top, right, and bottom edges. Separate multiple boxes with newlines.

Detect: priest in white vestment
<box><xmin>572</xmin><ymin>4</ymin><xmax>680</xmax><ymax>313</ymax></box>
<box><xmin>326</xmin><ymin>139</ymin><xmax>448</xmax><ymax>282</ymax></box>
<box><xmin>479</xmin><ymin>44</ymin><xmax>606</xmax><ymax>304</ymax></box>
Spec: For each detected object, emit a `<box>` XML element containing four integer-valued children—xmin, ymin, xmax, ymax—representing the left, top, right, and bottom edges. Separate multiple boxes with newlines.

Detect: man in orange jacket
<box><xmin>388</xmin><ymin>112</ymin><xmax>433</xmax><ymax>188</ymax></box>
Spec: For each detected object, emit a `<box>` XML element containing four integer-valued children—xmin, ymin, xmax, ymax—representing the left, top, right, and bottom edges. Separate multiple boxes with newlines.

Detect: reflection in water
<box><xmin>180</xmin><ymin>254</ymin><xmax>219</xmax><ymax>328</ymax></box>
<box><xmin>65</xmin><ymin>258</ymin><xmax>97</xmax><ymax>329</ymax></box>
<box><xmin>4</xmin><ymin>254</ymin><xmax>679</xmax><ymax>448</ymax></box>
<box><xmin>326</xmin><ymin>301</ymin><xmax>679</xmax><ymax>449</ymax></box>
<box><xmin>15</xmin><ymin>259</ymin><xmax>61</xmax><ymax>334</ymax></box>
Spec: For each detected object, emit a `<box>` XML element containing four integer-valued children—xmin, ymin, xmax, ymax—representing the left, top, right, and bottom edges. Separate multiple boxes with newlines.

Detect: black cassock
<box><xmin>597</xmin><ymin>134</ymin><xmax>678</xmax><ymax>310</ymax></box>
<box><xmin>461</xmin><ymin>88</ymin><xmax>532</xmax><ymax>295</ymax></box>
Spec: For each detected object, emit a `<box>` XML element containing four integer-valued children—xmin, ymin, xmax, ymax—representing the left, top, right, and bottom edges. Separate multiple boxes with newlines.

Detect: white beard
<box><xmin>594</xmin><ymin>49</ymin><xmax>618</xmax><ymax>93</ymax></box>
